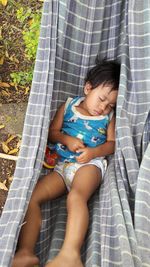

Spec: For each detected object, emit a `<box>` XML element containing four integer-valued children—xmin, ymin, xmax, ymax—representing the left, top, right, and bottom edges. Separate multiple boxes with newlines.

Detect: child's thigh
<box><xmin>31</xmin><ymin>171</ymin><xmax>67</xmax><ymax>204</ymax></box>
<box><xmin>71</xmin><ymin>165</ymin><xmax>102</xmax><ymax>201</ymax></box>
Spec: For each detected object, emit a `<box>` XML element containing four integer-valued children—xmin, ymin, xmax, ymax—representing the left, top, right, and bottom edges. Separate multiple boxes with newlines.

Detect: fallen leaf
<box><xmin>0</xmin><ymin>124</ymin><xmax>5</xmax><ymax>129</ymax></box>
<box><xmin>2</xmin><ymin>142</ymin><xmax>10</xmax><ymax>153</ymax></box>
<box><xmin>5</xmin><ymin>50</ymin><xmax>9</xmax><ymax>58</ymax></box>
<box><xmin>0</xmin><ymin>26</ymin><xmax>2</xmax><ymax>40</ymax></box>
<box><xmin>25</xmin><ymin>87</ymin><xmax>30</xmax><ymax>94</ymax></box>
<box><xmin>5</xmin><ymin>135</ymin><xmax>16</xmax><ymax>145</ymax></box>
<box><xmin>2</xmin><ymin>90</ymin><xmax>10</xmax><ymax>97</ymax></box>
<box><xmin>28</xmin><ymin>18</ymin><xmax>34</xmax><ymax>26</ymax></box>
<box><xmin>8</xmin><ymin>176</ymin><xmax>13</xmax><ymax>182</ymax></box>
<box><xmin>0</xmin><ymin>82</ymin><xmax>10</xmax><ymax>88</ymax></box>
<box><xmin>16</xmin><ymin>139</ymin><xmax>21</xmax><ymax>149</ymax></box>
<box><xmin>0</xmin><ymin>56</ymin><xmax>4</xmax><ymax>65</ymax></box>
<box><xmin>8</xmin><ymin>148</ymin><xmax>18</xmax><ymax>155</ymax></box>
<box><xmin>17</xmin><ymin>134</ymin><xmax>22</xmax><ymax>139</ymax></box>
<box><xmin>0</xmin><ymin>181</ymin><xmax>8</xmax><ymax>191</ymax></box>
<box><xmin>1</xmin><ymin>0</ymin><xmax>8</xmax><ymax>7</ymax></box>
<box><xmin>9</xmin><ymin>82</ymin><xmax>15</xmax><ymax>86</ymax></box>
<box><xmin>9</xmin><ymin>55</ymin><xmax>19</xmax><ymax>64</ymax></box>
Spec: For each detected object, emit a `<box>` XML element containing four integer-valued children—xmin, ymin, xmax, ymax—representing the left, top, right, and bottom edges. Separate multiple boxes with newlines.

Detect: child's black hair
<box><xmin>85</xmin><ymin>60</ymin><xmax>120</xmax><ymax>90</ymax></box>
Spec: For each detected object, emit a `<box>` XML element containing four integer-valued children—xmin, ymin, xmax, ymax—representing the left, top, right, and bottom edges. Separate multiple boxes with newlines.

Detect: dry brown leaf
<box><xmin>17</xmin><ymin>134</ymin><xmax>22</xmax><ymax>139</ymax></box>
<box><xmin>16</xmin><ymin>139</ymin><xmax>21</xmax><ymax>149</ymax></box>
<box><xmin>0</xmin><ymin>82</ymin><xmax>10</xmax><ymax>88</ymax></box>
<box><xmin>0</xmin><ymin>124</ymin><xmax>5</xmax><ymax>129</ymax></box>
<box><xmin>8</xmin><ymin>148</ymin><xmax>18</xmax><ymax>155</ymax></box>
<box><xmin>0</xmin><ymin>56</ymin><xmax>4</xmax><ymax>65</ymax></box>
<box><xmin>2</xmin><ymin>90</ymin><xmax>10</xmax><ymax>97</ymax></box>
<box><xmin>5</xmin><ymin>50</ymin><xmax>9</xmax><ymax>58</ymax></box>
<box><xmin>0</xmin><ymin>181</ymin><xmax>8</xmax><ymax>191</ymax></box>
<box><xmin>2</xmin><ymin>142</ymin><xmax>10</xmax><ymax>153</ymax></box>
<box><xmin>25</xmin><ymin>87</ymin><xmax>30</xmax><ymax>95</ymax></box>
<box><xmin>14</xmin><ymin>58</ymin><xmax>19</xmax><ymax>64</ymax></box>
<box><xmin>8</xmin><ymin>176</ymin><xmax>13</xmax><ymax>182</ymax></box>
<box><xmin>9</xmin><ymin>55</ymin><xmax>19</xmax><ymax>64</ymax></box>
<box><xmin>9</xmin><ymin>82</ymin><xmax>15</xmax><ymax>86</ymax></box>
<box><xmin>0</xmin><ymin>26</ymin><xmax>2</xmax><ymax>39</ymax></box>
<box><xmin>5</xmin><ymin>135</ymin><xmax>16</xmax><ymax>145</ymax></box>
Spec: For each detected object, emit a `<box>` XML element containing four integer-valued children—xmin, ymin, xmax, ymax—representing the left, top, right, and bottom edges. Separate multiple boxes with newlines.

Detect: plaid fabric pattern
<box><xmin>0</xmin><ymin>1</ymin><xmax>150</xmax><ymax>266</ymax></box>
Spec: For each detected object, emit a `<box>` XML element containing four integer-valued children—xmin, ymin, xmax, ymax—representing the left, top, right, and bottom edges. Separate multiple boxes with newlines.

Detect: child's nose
<box><xmin>100</xmin><ymin>101</ymin><xmax>107</xmax><ymax>111</ymax></box>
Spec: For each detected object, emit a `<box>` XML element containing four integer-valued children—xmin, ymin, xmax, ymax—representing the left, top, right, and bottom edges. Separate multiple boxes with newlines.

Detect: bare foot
<box><xmin>12</xmin><ymin>249</ymin><xmax>39</xmax><ymax>267</ymax></box>
<box><xmin>45</xmin><ymin>250</ymin><xmax>83</xmax><ymax>267</ymax></box>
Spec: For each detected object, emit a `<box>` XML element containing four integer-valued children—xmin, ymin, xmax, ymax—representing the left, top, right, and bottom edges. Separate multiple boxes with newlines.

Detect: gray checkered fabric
<box><xmin>0</xmin><ymin>1</ymin><xmax>150</xmax><ymax>266</ymax></box>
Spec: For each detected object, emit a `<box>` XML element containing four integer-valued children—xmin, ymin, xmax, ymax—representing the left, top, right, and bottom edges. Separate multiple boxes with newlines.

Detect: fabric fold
<box><xmin>0</xmin><ymin>1</ymin><xmax>150</xmax><ymax>266</ymax></box>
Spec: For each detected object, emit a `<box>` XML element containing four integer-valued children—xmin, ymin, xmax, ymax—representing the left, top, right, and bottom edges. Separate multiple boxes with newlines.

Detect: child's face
<box><xmin>83</xmin><ymin>82</ymin><xmax>118</xmax><ymax>116</ymax></box>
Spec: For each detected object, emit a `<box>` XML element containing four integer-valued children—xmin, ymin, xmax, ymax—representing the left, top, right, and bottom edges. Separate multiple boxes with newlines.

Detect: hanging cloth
<box><xmin>0</xmin><ymin>1</ymin><xmax>150</xmax><ymax>266</ymax></box>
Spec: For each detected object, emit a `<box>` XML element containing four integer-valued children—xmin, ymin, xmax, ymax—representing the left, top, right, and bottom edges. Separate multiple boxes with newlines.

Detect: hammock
<box><xmin>0</xmin><ymin>1</ymin><xmax>150</xmax><ymax>266</ymax></box>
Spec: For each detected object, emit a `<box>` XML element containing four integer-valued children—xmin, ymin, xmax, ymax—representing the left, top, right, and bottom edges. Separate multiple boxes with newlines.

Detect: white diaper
<box><xmin>54</xmin><ymin>157</ymin><xmax>106</xmax><ymax>191</ymax></box>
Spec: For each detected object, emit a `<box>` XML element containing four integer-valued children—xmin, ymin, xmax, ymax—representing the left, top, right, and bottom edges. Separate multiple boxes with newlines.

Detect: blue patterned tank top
<box><xmin>55</xmin><ymin>97</ymin><xmax>113</xmax><ymax>162</ymax></box>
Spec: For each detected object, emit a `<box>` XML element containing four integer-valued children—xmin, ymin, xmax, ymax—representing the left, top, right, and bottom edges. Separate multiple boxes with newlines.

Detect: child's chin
<box><xmin>92</xmin><ymin>111</ymin><xmax>102</xmax><ymax>116</ymax></box>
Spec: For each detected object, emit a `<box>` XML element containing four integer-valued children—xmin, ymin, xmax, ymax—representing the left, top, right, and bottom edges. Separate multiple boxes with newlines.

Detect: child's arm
<box><xmin>49</xmin><ymin>104</ymin><xmax>85</xmax><ymax>152</ymax></box>
<box><xmin>76</xmin><ymin>115</ymin><xmax>116</xmax><ymax>164</ymax></box>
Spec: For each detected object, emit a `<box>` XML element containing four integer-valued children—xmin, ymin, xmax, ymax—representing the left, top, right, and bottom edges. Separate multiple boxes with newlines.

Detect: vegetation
<box><xmin>0</xmin><ymin>0</ymin><xmax>43</xmax><ymax>101</ymax></box>
<box><xmin>0</xmin><ymin>0</ymin><xmax>44</xmax><ymax>213</ymax></box>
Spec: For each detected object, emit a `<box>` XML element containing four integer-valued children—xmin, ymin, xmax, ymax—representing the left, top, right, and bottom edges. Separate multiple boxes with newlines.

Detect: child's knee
<box><xmin>67</xmin><ymin>189</ymin><xmax>86</xmax><ymax>207</ymax></box>
<box><xmin>30</xmin><ymin>180</ymin><xmax>46</xmax><ymax>205</ymax></box>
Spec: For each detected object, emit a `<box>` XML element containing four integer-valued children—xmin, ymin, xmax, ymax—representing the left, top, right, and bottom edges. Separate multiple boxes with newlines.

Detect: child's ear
<box><xmin>84</xmin><ymin>82</ymin><xmax>92</xmax><ymax>95</ymax></box>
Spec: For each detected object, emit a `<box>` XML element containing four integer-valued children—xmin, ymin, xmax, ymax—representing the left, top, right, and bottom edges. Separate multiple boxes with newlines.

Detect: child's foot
<box><xmin>12</xmin><ymin>249</ymin><xmax>39</xmax><ymax>267</ymax></box>
<box><xmin>45</xmin><ymin>250</ymin><xmax>83</xmax><ymax>267</ymax></box>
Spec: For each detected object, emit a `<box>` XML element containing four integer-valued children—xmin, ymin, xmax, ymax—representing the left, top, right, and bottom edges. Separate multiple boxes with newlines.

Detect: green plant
<box><xmin>23</xmin><ymin>12</ymin><xmax>41</xmax><ymax>60</ymax></box>
<box><xmin>16</xmin><ymin>7</ymin><xmax>32</xmax><ymax>22</ymax></box>
<box><xmin>16</xmin><ymin>7</ymin><xmax>41</xmax><ymax>60</ymax></box>
<box><xmin>10</xmin><ymin>69</ymin><xmax>33</xmax><ymax>86</ymax></box>
<box><xmin>10</xmin><ymin>6</ymin><xmax>42</xmax><ymax>86</ymax></box>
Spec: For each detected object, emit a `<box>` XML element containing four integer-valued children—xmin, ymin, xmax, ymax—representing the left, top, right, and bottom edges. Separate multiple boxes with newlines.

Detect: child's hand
<box><xmin>65</xmin><ymin>136</ymin><xmax>85</xmax><ymax>152</ymax></box>
<box><xmin>76</xmin><ymin>147</ymin><xmax>94</xmax><ymax>164</ymax></box>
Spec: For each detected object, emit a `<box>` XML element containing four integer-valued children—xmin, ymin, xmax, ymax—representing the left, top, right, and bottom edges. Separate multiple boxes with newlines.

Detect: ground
<box><xmin>0</xmin><ymin>103</ymin><xmax>27</xmax><ymax>214</ymax></box>
<box><xmin>0</xmin><ymin>0</ymin><xmax>43</xmax><ymax>215</ymax></box>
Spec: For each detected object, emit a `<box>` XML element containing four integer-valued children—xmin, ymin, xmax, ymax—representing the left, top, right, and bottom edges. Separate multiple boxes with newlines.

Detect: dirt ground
<box><xmin>0</xmin><ymin>0</ymin><xmax>43</xmax><ymax>215</ymax></box>
<box><xmin>0</xmin><ymin>103</ymin><xmax>27</xmax><ymax>215</ymax></box>
<box><xmin>0</xmin><ymin>158</ymin><xmax>16</xmax><ymax>214</ymax></box>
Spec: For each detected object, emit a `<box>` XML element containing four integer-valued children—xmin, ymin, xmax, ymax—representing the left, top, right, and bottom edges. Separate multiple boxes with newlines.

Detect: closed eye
<box><xmin>99</xmin><ymin>97</ymin><xmax>105</xmax><ymax>101</ymax></box>
<box><xmin>109</xmin><ymin>104</ymin><xmax>115</xmax><ymax>108</ymax></box>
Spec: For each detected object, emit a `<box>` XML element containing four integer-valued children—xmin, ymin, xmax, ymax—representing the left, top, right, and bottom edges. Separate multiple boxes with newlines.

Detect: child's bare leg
<box><xmin>12</xmin><ymin>172</ymin><xmax>66</xmax><ymax>267</ymax></box>
<box><xmin>45</xmin><ymin>165</ymin><xmax>101</xmax><ymax>267</ymax></box>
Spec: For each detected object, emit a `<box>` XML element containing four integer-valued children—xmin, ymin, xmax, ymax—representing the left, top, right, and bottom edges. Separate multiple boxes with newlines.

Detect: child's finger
<box><xmin>76</xmin><ymin>153</ymin><xmax>85</xmax><ymax>161</ymax></box>
<box><xmin>76</xmin><ymin>157</ymin><xmax>83</xmax><ymax>163</ymax></box>
<box><xmin>78</xmin><ymin>143</ymin><xmax>85</xmax><ymax>148</ymax></box>
<box><xmin>76</xmin><ymin>148</ymin><xmax>85</xmax><ymax>153</ymax></box>
<box><xmin>76</xmin><ymin>155</ymin><xmax>82</xmax><ymax>161</ymax></box>
<box><xmin>76</xmin><ymin>156</ymin><xmax>86</xmax><ymax>164</ymax></box>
